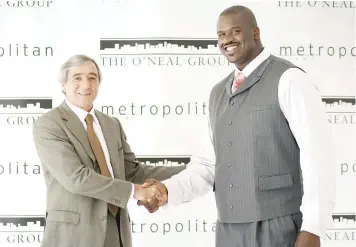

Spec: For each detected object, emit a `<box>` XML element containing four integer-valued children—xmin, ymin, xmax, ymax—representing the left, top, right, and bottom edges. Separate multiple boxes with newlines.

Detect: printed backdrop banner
<box><xmin>0</xmin><ymin>0</ymin><xmax>355</xmax><ymax>246</ymax></box>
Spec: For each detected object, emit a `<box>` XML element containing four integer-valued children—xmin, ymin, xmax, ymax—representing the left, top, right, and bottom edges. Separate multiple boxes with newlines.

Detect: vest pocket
<box><xmin>258</xmin><ymin>173</ymin><xmax>293</xmax><ymax>190</ymax></box>
<box><xmin>250</xmin><ymin>105</ymin><xmax>274</xmax><ymax>112</ymax></box>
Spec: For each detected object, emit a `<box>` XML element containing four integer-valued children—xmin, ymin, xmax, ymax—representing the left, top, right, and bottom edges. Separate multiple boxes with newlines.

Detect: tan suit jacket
<box><xmin>33</xmin><ymin>101</ymin><xmax>185</xmax><ymax>247</ymax></box>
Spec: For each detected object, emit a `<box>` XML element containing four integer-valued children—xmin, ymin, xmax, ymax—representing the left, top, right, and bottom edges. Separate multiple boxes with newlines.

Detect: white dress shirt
<box><xmin>162</xmin><ymin>48</ymin><xmax>336</xmax><ymax>237</ymax></box>
<box><xmin>65</xmin><ymin>100</ymin><xmax>136</xmax><ymax>204</ymax></box>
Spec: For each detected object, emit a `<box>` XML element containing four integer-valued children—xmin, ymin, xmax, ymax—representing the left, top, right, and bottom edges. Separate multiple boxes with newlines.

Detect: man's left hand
<box><xmin>295</xmin><ymin>231</ymin><xmax>320</xmax><ymax>247</ymax></box>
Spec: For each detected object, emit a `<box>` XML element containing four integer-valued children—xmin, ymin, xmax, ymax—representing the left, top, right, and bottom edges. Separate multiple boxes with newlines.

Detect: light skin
<box><xmin>137</xmin><ymin>179</ymin><xmax>167</xmax><ymax>212</ymax></box>
<box><xmin>62</xmin><ymin>61</ymin><xmax>159</xmax><ymax>203</ymax></box>
<box><xmin>62</xmin><ymin>61</ymin><xmax>99</xmax><ymax>112</ymax></box>
<box><xmin>139</xmin><ymin>6</ymin><xmax>321</xmax><ymax>247</ymax></box>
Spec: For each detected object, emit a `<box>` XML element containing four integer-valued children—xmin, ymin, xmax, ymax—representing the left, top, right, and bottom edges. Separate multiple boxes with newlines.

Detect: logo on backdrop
<box><xmin>100</xmin><ymin>38</ymin><xmax>229</xmax><ymax>67</ymax></box>
<box><xmin>0</xmin><ymin>216</ymin><xmax>44</xmax><ymax>244</ymax></box>
<box><xmin>278</xmin><ymin>1</ymin><xmax>355</xmax><ymax>8</ymax></box>
<box><xmin>0</xmin><ymin>1</ymin><xmax>53</xmax><ymax>8</ymax></box>
<box><xmin>326</xmin><ymin>213</ymin><xmax>356</xmax><ymax>241</ymax></box>
<box><xmin>0</xmin><ymin>156</ymin><xmax>187</xmax><ymax>176</ymax></box>
<box><xmin>321</xmin><ymin>96</ymin><xmax>355</xmax><ymax>124</ymax></box>
<box><xmin>341</xmin><ymin>162</ymin><xmax>356</xmax><ymax>175</ymax></box>
<box><xmin>137</xmin><ymin>155</ymin><xmax>190</xmax><ymax>167</ymax></box>
<box><xmin>0</xmin><ymin>97</ymin><xmax>52</xmax><ymax>125</ymax></box>
<box><xmin>2</xmin><ymin>212</ymin><xmax>355</xmax><ymax>242</ymax></box>
<box><xmin>0</xmin><ymin>44</ymin><xmax>54</xmax><ymax>58</ymax></box>
<box><xmin>0</xmin><ymin>214</ymin><xmax>216</xmax><ymax>242</ymax></box>
<box><xmin>0</xmin><ymin>161</ymin><xmax>41</xmax><ymax>176</ymax></box>
<box><xmin>132</xmin><ymin>218</ymin><xmax>216</xmax><ymax>235</ymax></box>
<box><xmin>100</xmin><ymin>101</ymin><xmax>207</xmax><ymax>118</ymax></box>
<box><xmin>279</xmin><ymin>44</ymin><xmax>355</xmax><ymax>60</ymax></box>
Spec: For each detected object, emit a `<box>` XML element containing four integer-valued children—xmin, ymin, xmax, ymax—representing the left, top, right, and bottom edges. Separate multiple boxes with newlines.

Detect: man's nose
<box><xmin>220</xmin><ymin>35</ymin><xmax>234</xmax><ymax>46</ymax></box>
<box><xmin>81</xmin><ymin>78</ymin><xmax>91</xmax><ymax>89</ymax></box>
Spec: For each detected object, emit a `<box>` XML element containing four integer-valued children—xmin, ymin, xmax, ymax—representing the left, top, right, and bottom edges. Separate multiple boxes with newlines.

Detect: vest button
<box><xmin>229</xmin><ymin>184</ymin><xmax>233</xmax><ymax>188</ymax></box>
<box><xmin>228</xmin><ymin>162</ymin><xmax>232</xmax><ymax>167</ymax></box>
<box><xmin>230</xmin><ymin>205</ymin><xmax>233</xmax><ymax>209</ymax></box>
<box><xmin>228</xmin><ymin>121</ymin><xmax>232</xmax><ymax>125</ymax></box>
<box><xmin>228</xmin><ymin>142</ymin><xmax>232</xmax><ymax>146</ymax></box>
<box><xmin>230</xmin><ymin>101</ymin><xmax>234</xmax><ymax>105</ymax></box>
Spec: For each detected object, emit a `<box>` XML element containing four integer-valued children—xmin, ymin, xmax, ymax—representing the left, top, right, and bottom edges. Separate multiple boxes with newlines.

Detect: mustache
<box><xmin>221</xmin><ymin>41</ymin><xmax>240</xmax><ymax>48</ymax></box>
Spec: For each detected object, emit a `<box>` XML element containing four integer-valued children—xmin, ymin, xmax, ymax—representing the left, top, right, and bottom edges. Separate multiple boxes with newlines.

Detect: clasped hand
<box><xmin>133</xmin><ymin>179</ymin><xmax>168</xmax><ymax>213</ymax></box>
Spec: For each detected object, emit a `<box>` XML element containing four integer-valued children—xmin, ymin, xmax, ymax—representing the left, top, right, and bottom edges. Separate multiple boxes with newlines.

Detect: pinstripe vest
<box><xmin>209</xmin><ymin>55</ymin><xmax>303</xmax><ymax>223</ymax></box>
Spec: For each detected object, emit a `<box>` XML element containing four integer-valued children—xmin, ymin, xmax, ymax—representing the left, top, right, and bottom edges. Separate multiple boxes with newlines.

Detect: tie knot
<box><xmin>85</xmin><ymin>114</ymin><xmax>94</xmax><ymax>125</ymax></box>
<box><xmin>235</xmin><ymin>72</ymin><xmax>246</xmax><ymax>82</ymax></box>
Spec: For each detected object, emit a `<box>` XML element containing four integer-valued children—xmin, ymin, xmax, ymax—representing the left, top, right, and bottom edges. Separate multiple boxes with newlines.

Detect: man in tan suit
<box><xmin>33</xmin><ymin>54</ymin><xmax>185</xmax><ymax>247</ymax></box>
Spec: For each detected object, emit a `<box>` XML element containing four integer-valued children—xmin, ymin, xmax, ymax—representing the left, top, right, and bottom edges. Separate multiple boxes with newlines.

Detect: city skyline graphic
<box><xmin>0</xmin><ymin>97</ymin><xmax>52</xmax><ymax>114</ymax></box>
<box><xmin>100</xmin><ymin>38</ymin><xmax>220</xmax><ymax>55</ymax></box>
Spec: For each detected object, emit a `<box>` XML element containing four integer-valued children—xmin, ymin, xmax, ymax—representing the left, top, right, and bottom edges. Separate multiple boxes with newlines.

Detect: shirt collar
<box><xmin>234</xmin><ymin>48</ymin><xmax>271</xmax><ymax>78</ymax></box>
<box><xmin>65</xmin><ymin>100</ymin><xmax>98</xmax><ymax>124</ymax></box>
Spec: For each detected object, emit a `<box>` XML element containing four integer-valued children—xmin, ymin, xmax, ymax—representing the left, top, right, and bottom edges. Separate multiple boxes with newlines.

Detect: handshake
<box><xmin>133</xmin><ymin>179</ymin><xmax>167</xmax><ymax>213</ymax></box>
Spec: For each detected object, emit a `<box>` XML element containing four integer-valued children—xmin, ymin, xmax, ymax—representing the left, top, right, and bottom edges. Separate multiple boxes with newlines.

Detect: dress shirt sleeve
<box><xmin>278</xmin><ymin>68</ymin><xmax>337</xmax><ymax>237</ymax></box>
<box><xmin>162</xmin><ymin>117</ymin><xmax>216</xmax><ymax>206</ymax></box>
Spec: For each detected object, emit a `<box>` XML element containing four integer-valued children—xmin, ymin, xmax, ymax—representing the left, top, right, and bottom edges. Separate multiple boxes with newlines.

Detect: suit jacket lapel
<box><xmin>95</xmin><ymin>110</ymin><xmax>121</xmax><ymax>178</ymax></box>
<box><xmin>58</xmin><ymin>101</ymin><xmax>96</xmax><ymax>163</ymax></box>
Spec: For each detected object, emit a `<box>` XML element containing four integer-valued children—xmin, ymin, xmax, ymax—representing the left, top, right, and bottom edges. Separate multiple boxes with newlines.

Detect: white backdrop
<box><xmin>0</xmin><ymin>0</ymin><xmax>355</xmax><ymax>246</ymax></box>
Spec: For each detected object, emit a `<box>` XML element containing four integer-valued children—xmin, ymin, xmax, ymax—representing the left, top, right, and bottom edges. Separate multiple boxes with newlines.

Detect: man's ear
<box><xmin>61</xmin><ymin>83</ymin><xmax>66</xmax><ymax>95</ymax></box>
<box><xmin>253</xmin><ymin>27</ymin><xmax>260</xmax><ymax>40</ymax></box>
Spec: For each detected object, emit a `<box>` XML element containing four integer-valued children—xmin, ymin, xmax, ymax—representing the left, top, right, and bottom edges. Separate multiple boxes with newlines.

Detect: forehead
<box><xmin>68</xmin><ymin>61</ymin><xmax>98</xmax><ymax>76</ymax></box>
<box><xmin>217</xmin><ymin>13</ymin><xmax>246</xmax><ymax>31</ymax></box>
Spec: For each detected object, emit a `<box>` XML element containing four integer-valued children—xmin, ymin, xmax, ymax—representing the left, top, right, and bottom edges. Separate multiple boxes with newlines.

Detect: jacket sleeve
<box><xmin>114</xmin><ymin>118</ymin><xmax>186</xmax><ymax>184</ymax></box>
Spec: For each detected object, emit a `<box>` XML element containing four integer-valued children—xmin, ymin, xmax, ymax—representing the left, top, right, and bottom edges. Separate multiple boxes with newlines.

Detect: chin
<box><xmin>226</xmin><ymin>57</ymin><xmax>240</xmax><ymax>64</ymax></box>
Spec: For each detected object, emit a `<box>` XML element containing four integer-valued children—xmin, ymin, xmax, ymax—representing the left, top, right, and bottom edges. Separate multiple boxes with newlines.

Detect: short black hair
<box><xmin>220</xmin><ymin>5</ymin><xmax>258</xmax><ymax>28</ymax></box>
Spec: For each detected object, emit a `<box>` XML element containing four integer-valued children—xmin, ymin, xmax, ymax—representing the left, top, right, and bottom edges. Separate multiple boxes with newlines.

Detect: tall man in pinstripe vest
<box><xmin>139</xmin><ymin>5</ymin><xmax>336</xmax><ymax>247</ymax></box>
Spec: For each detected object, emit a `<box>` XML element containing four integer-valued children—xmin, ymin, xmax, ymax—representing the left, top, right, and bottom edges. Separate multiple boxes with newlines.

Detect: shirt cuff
<box><xmin>161</xmin><ymin>179</ymin><xmax>184</xmax><ymax>208</ymax></box>
<box><xmin>300</xmin><ymin>211</ymin><xmax>334</xmax><ymax>237</ymax></box>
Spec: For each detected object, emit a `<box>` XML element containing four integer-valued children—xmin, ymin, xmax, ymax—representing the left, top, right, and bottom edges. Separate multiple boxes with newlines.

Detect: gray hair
<box><xmin>59</xmin><ymin>55</ymin><xmax>102</xmax><ymax>91</ymax></box>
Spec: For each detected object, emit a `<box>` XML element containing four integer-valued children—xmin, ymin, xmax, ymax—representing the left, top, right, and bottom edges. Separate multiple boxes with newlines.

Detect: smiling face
<box><xmin>217</xmin><ymin>11</ymin><xmax>260</xmax><ymax>70</ymax></box>
<box><xmin>62</xmin><ymin>61</ymin><xmax>100</xmax><ymax>112</ymax></box>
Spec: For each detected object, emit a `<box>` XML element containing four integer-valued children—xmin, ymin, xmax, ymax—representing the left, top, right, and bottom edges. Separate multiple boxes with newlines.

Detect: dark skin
<box><xmin>139</xmin><ymin>6</ymin><xmax>321</xmax><ymax>247</ymax></box>
<box><xmin>217</xmin><ymin>10</ymin><xmax>263</xmax><ymax>71</ymax></box>
<box><xmin>220</xmin><ymin>9</ymin><xmax>320</xmax><ymax>247</ymax></box>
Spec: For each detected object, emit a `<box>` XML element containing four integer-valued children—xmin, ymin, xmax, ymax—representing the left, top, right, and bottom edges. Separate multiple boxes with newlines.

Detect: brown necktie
<box><xmin>85</xmin><ymin>114</ymin><xmax>118</xmax><ymax>216</ymax></box>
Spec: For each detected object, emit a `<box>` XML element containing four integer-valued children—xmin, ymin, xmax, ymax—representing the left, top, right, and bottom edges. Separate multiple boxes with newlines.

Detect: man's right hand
<box><xmin>137</xmin><ymin>179</ymin><xmax>168</xmax><ymax>213</ymax></box>
<box><xmin>133</xmin><ymin>183</ymin><xmax>161</xmax><ymax>203</ymax></box>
